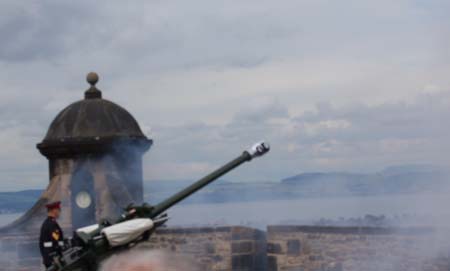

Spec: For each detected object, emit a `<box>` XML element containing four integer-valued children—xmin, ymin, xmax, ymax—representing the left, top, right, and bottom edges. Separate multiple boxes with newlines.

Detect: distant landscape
<box><xmin>0</xmin><ymin>164</ymin><xmax>448</xmax><ymax>215</ymax></box>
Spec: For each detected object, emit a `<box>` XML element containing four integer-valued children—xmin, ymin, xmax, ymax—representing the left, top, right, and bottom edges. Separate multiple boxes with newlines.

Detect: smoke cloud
<box><xmin>99</xmin><ymin>249</ymin><xmax>199</xmax><ymax>271</ymax></box>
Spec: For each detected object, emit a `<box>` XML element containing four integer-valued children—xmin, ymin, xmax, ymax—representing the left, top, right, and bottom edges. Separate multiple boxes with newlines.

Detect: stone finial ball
<box><xmin>86</xmin><ymin>72</ymin><xmax>99</xmax><ymax>86</ymax></box>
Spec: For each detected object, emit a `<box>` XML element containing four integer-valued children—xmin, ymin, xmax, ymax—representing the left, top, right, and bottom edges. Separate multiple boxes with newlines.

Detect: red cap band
<box><xmin>45</xmin><ymin>201</ymin><xmax>61</xmax><ymax>210</ymax></box>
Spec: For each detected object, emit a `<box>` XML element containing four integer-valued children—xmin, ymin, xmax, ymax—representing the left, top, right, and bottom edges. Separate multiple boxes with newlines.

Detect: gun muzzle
<box><xmin>246</xmin><ymin>141</ymin><xmax>270</xmax><ymax>159</ymax></box>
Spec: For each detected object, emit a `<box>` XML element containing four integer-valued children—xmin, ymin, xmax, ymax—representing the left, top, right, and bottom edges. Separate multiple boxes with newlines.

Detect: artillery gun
<box><xmin>47</xmin><ymin>142</ymin><xmax>270</xmax><ymax>271</ymax></box>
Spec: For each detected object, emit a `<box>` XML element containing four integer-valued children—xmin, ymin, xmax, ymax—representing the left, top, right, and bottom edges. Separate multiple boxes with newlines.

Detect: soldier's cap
<box><xmin>45</xmin><ymin>201</ymin><xmax>61</xmax><ymax>210</ymax></box>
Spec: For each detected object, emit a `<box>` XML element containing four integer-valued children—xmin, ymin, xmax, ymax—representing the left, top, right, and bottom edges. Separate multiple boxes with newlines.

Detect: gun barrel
<box><xmin>151</xmin><ymin>142</ymin><xmax>270</xmax><ymax>217</ymax></box>
<box><xmin>47</xmin><ymin>142</ymin><xmax>269</xmax><ymax>271</ymax></box>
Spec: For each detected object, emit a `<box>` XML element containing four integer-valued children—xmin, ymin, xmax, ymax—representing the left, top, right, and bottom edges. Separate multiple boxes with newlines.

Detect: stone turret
<box><xmin>2</xmin><ymin>72</ymin><xmax>152</xmax><ymax>232</ymax></box>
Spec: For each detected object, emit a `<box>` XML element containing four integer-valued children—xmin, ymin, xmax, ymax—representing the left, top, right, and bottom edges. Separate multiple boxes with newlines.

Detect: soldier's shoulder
<box><xmin>42</xmin><ymin>217</ymin><xmax>57</xmax><ymax>227</ymax></box>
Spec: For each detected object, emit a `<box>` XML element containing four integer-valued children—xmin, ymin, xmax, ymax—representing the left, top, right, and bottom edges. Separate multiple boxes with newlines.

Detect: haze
<box><xmin>0</xmin><ymin>0</ymin><xmax>449</xmax><ymax>191</ymax></box>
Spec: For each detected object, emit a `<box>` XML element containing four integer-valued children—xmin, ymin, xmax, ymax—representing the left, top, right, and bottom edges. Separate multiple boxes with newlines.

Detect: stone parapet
<box><xmin>267</xmin><ymin>225</ymin><xmax>450</xmax><ymax>271</ymax></box>
<box><xmin>0</xmin><ymin>233</ymin><xmax>41</xmax><ymax>271</ymax></box>
<box><xmin>138</xmin><ymin>226</ymin><xmax>267</xmax><ymax>271</ymax></box>
<box><xmin>2</xmin><ymin>225</ymin><xmax>450</xmax><ymax>271</ymax></box>
<box><xmin>0</xmin><ymin>226</ymin><xmax>266</xmax><ymax>271</ymax></box>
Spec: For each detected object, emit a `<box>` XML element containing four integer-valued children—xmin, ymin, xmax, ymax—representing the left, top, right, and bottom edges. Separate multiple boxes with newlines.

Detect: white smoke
<box><xmin>99</xmin><ymin>249</ymin><xmax>199</xmax><ymax>271</ymax></box>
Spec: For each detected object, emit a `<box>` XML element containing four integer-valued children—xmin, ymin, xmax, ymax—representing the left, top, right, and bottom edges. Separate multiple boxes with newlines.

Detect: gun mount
<box><xmin>47</xmin><ymin>142</ymin><xmax>270</xmax><ymax>271</ymax></box>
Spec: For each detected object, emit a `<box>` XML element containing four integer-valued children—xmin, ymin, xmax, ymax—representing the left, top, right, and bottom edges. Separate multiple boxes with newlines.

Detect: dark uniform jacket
<box><xmin>39</xmin><ymin>216</ymin><xmax>64</xmax><ymax>268</ymax></box>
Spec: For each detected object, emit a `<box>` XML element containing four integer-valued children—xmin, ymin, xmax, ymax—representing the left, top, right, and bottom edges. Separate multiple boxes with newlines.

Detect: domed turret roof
<box><xmin>37</xmin><ymin>72</ymin><xmax>152</xmax><ymax>158</ymax></box>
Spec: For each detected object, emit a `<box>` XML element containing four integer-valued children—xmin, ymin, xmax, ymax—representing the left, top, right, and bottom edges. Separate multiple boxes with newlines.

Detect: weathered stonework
<box><xmin>22</xmin><ymin>73</ymin><xmax>153</xmax><ymax>233</ymax></box>
<box><xmin>0</xmin><ymin>226</ymin><xmax>266</xmax><ymax>271</ymax></box>
<box><xmin>0</xmin><ymin>232</ymin><xmax>41</xmax><ymax>271</ymax></box>
<box><xmin>139</xmin><ymin>226</ymin><xmax>267</xmax><ymax>271</ymax></box>
<box><xmin>2</xmin><ymin>225</ymin><xmax>450</xmax><ymax>271</ymax></box>
<box><xmin>267</xmin><ymin>226</ymin><xmax>450</xmax><ymax>271</ymax></box>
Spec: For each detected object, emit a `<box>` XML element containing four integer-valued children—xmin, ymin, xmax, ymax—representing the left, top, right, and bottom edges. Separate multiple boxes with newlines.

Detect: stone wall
<box><xmin>267</xmin><ymin>226</ymin><xmax>450</xmax><ymax>271</ymax></box>
<box><xmin>139</xmin><ymin>226</ymin><xmax>267</xmax><ymax>271</ymax></box>
<box><xmin>0</xmin><ymin>226</ymin><xmax>266</xmax><ymax>271</ymax></box>
<box><xmin>2</xmin><ymin>225</ymin><xmax>450</xmax><ymax>271</ymax></box>
<box><xmin>0</xmin><ymin>232</ymin><xmax>41</xmax><ymax>271</ymax></box>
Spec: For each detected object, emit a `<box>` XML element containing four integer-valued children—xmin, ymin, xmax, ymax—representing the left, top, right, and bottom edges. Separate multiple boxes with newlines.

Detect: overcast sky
<box><xmin>0</xmin><ymin>0</ymin><xmax>449</xmax><ymax>191</ymax></box>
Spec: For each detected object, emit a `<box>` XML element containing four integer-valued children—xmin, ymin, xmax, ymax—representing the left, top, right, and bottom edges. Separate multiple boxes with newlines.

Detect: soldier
<box><xmin>39</xmin><ymin>201</ymin><xmax>64</xmax><ymax>268</ymax></box>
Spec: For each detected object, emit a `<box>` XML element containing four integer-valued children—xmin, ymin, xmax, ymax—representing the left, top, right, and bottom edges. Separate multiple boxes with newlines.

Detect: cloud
<box><xmin>0</xmin><ymin>120</ymin><xmax>47</xmax><ymax>190</ymax></box>
<box><xmin>144</xmin><ymin>91</ymin><xmax>450</xmax><ymax>182</ymax></box>
<box><xmin>0</xmin><ymin>1</ymin><xmax>98</xmax><ymax>62</ymax></box>
<box><xmin>0</xmin><ymin>0</ymin><xmax>449</xmax><ymax>190</ymax></box>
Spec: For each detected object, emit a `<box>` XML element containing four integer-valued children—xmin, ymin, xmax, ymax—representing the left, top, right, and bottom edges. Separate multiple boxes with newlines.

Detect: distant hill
<box><xmin>281</xmin><ymin>165</ymin><xmax>449</xmax><ymax>196</ymax></box>
<box><xmin>0</xmin><ymin>165</ymin><xmax>448</xmax><ymax>214</ymax></box>
<box><xmin>0</xmin><ymin>189</ymin><xmax>43</xmax><ymax>214</ymax></box>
